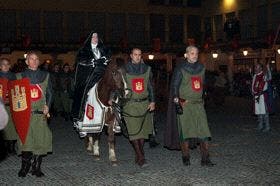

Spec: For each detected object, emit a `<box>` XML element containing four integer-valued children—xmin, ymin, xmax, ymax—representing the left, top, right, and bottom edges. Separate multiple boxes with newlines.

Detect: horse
<box><xmin>81</xmin><ymin>60</ymin><xmax>124</xmax><ymax>166</ymax></box>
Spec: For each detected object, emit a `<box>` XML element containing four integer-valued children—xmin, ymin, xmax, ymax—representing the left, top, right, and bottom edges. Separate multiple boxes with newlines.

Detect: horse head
<box><xmin>98</xmin><ymin>60</ymin><xmax>125</xmax><ymax>106</ymax></box>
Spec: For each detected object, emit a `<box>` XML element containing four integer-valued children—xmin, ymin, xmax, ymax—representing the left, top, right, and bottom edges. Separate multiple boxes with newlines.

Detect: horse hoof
<box><xmin>87</xmin><ymin>151</ymin><xmax>94</xmax><ymax>155</ymax></box>
<box><xmin>111</xmin><ymin>161</ymin><xmax>118</xmax><ymax>166</ymax></box>
<box><xmin>93</xmin><ymin>155</ymin><xmax>100</xmax><ymax>161</ymax></box>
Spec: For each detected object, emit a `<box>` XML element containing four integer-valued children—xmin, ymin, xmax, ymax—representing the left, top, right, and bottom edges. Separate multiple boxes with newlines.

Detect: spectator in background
<box><xmin>50</xmin><ymin>63</ymin><xmax>62</xmax><ymax>116</ymax></box>
<box><xmin>213</xmin><ymin>71</ymin><xmax>228</xmax><ymax>106</ymax></box>
<box><xmin>60</xmin><ymin>63</ymin><xmax>74</xmax><ymax>121</ymax></box>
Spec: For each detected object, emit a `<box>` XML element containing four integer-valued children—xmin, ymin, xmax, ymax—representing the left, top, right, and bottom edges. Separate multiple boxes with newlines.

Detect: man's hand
<box><xmin>148</xmin><ymin>102</ymin><xmax>155</xmax><ymax>111</ymax></box>
<box><xmin>43</xmin><ymin>105</ymin><xmax>49</xmax><ymax>115</ymax></box>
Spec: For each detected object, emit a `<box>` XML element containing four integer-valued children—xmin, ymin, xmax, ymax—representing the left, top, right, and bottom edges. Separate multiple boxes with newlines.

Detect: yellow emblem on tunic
<box><xmin>0</xmin><ymin>85</ymin><xmax>2</xmax><ymax>99</ymax></box>
<box><xmin>194</xmin><ymin>80</ymin><xmax>201</xmax><ymax>89</ymax></box>
<box><xmin>11</xmin><ymin>85</ymin><xmax>27</xmax><ymax>112</ymax></box>
<box><xmin>31</xmin><ymin>88</ymin><xmax>39</xmax><ymax>98</ymax></box>
<box><xmin>136</xmin><ymin>82</ymin><xmax>143</xmax><ymax>91</ymax></box>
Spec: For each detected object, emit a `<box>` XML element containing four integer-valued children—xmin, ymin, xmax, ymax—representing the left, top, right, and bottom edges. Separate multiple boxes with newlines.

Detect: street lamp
<box><xmin>148</xmin><ymin>54</ymin><xmax>154</xmax><ymax>60</ymax></box>
<box><xmin>212</xmin><ymin>52</ymin><xmax>218</xmax><ymax>58</ymax></box>
<box><xmin>277</xmin><ymin>48</ymin><xmax>280</xmax><ymax>54</ymax></box>
<box><xmin>243</xmin><ymin>50</ymin><xmax>248</xmax><ymax>56</ymax></box>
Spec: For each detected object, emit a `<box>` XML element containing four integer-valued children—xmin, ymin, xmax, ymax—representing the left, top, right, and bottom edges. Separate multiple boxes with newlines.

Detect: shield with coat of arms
<box><xmin>191</xmin><ymin>76</ymin><xmax>202</xmax><ymax>92</ymax></box>
<box><xmin>8</xmin><ymin>78</ymin><xmax>31</xmax><ymax>144</ymax></box>
<box><xmin>132</xmin><ymin>78</ymin><xmax>144</xmax><ymax>94</ymax></box>
<box><xmin>0</xmin><ymin>78</ymin><xmax>8</xmax><ymax>103</ymax></box>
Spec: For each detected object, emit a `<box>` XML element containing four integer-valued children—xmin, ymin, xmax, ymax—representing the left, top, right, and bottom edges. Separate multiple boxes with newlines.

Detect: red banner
<box><xmin>0</xmin><ymin>78</ymin><xmax>8</xmax><ymax>103</ymax></box>
<box><xmin>9</xmin><ymin>78</ymin><xmax>31</xmax><ymax>144</ymax></box>
<box><xmin>132</xmin><ymin>78</ymin><xmax>144</xmax><ymax>94</ymax></box>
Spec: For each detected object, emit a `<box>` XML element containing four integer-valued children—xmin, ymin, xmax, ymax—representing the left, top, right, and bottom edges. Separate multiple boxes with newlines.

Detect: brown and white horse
<box><xmin>84</xmin><ymin>60</ymin><xmax>124</xmax><ymax>166</ymax></box>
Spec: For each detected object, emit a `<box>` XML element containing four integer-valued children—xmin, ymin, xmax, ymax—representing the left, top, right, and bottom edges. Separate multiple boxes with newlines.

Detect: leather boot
<box><xmin>18</xmin><ymin>151</ymin><xmax>32</xmax><ymax>177</ymax></box>
<box><xmin>31</xmin><ymin>155</ymin><xmax>44</xmax><ymax>177</ymax></box>
<box><xmin>180</xmin><ymin>142</ymin><xmax>190</xmax><ymax>166</ymax></box>
<box><xmin>200</xmin><ymin>142</ymin><xmax>215</xmax><ymax>167</ymax></box>
<box><xmin>131</xmin><ymin>140</ymin><xmax>146</xmax><ymax>167</ymax></box>
<box><xmin>138</xmin><ymin>139</ymin><xmax>148</xmax><ymax>167</ymax></box>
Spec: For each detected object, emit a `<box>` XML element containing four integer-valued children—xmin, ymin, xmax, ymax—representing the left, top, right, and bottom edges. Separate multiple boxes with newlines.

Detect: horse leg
<box><xmin>92</xmin><ymin>134</ymin><xmax>100</xmax><ymax>160</ymax></box>
<box><xmin>86</xmin><ymin>135</ymin><xmax>93</xmax><ymax>154</ymax></box>
<box><xmin>108</xmin><ymin>123</ymin><xmax>117</xmax><ymax>166</ymax></box>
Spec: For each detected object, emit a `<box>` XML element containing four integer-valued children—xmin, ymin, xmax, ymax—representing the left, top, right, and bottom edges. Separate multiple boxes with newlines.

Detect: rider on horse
<box><xmin>71</xmin><ymin>31</ymin><xmax>111</xmax><ymax>133</ymax></box>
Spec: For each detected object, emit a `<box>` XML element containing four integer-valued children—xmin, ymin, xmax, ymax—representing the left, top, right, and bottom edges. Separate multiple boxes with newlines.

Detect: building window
<box><xmin>150</xmin><ymin>14</ymin><xmax>165</xmax><ymax>43</ymax></box>
<box><xmin>187</xmin><ymin>0</ymin><xmax>201</xmax><ymax>7</ymax></box>
<box><xmin>43</xmin><ymin>11</ymin><xmax>63</xmax><ymax>43</ymax></box>
<box><xmin>214</xmin><ymin>14</ymin><xmax>223</xmax><ymax>41</ymax></box>
<box><xmin>108</xmin><ymin>13</ymin><xmax>125</xmax><ymax>44</ymax></box>
<box><xmin>257</xmin><ymin>5</ymin><xmax>268</xmax><ymax>38</ymax></box>
<box><xmin>239</xmin><ymin>9</ymin><xmax>254</xmax><ymax>40</ymax></box>
<box><xmin>169</xmin><ymin>0</ymin><xmax>183</xmax><ymax>6</ymax></box>
<box><xmin>88</xmin><ymin>13</ymin><xmax>106</xmax><ymax>41</ymax></box>
<box><xmin>128</xmin><ymin>14</ymin><xmax>146</xmax><ymax>44</ymax></box>
<box><xmin>149</xmin><ymin>0</ymin><xmax>165</xmax><ymax>5</ymax></box>
<box><xmin>66</xmin><ymin>12</ymin><xmax>85</xmax><ymax>43</ymax></box>
<box><xmin>169</xmin><ymin>15</ymin><xmax>183</xmax><ymax>44</ymax></box>
<box><xmin>0</xmin><ymin>10</ymin><xmax>16</xmax><ymax>43</ymax></box>
<box><xmin>20</xmin><ymin>11</ymin><xmax>40</xmax><ymax>43</ymax></box>
<box><xmin>187</xmin><ymin>15</ymin><xmax>201</xmax><ymax>44</ymax></box>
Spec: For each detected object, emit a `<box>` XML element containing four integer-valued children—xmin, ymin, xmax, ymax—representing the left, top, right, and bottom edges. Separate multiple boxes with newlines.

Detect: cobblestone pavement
<box><xmin>0</xmin><ymin>97</ymin><xmax>280</xmax><ymax>185</ymax></box>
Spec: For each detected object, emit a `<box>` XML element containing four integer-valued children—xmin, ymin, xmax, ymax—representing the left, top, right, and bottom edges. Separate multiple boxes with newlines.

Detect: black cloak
<box><xmin>71</xmin><ymin>31</ymin><xmax>111</xmax><ymax>120</ymax></box>
<box><xmin>164</xmin><ymin>58</ymin><xmax>204</xmax><ymax>150</ymax></box>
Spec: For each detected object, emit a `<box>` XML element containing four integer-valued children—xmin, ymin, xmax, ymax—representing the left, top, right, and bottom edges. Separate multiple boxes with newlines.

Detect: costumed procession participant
<box><xmin>0</xmin><ymin>58</ymin><xmax>17</xmax><ymax>155</ymax></box>
<box><xmin>0</xmin><ymin>98</ymin><xmax>9</xmax><ymax>161</ymax></box>
<box><xmin>0</xmin><ymin>98</ymin><xmax>8</xmax><ymax>129</ymax></box>
<box><xmin>9</xmin><ymin>51</ymin><xmax>52</xmax><ymax>177</ymax></box>
<box><xmin>71</xmin><ymin>31</ymin><xmax>111</xmax><ymax>137</ymax></box>
<box><xmin>122</xmin><ymin>48</ymin><xmax>155</xmax><ymax>167</ymax></box>
<box><xmin>164</xmin><ymin>46</ymin><xmax>214</xmax><ymax>167</ymax></box>
<box><xmin>60</xmin><ymin>63</ymin><xmax>74</xmax><ymax>121</ymax></box>
<box><xmin>252</xmin><ymin>63</ymin><xmax>270</xmax><ymax>132</ymax></box>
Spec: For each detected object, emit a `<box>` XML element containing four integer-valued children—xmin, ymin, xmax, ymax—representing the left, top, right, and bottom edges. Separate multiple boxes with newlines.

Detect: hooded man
<box><xmin>71</xmin><ymin>31</ymin><xmax>111</xmax><ymax>123</ymax></box>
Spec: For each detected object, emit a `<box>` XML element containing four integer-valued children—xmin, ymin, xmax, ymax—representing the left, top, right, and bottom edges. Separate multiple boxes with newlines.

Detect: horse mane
<box><xmin>97</xmin><ymin>60</ymin><xmax>120</xmax><ymax>107</ymax></box>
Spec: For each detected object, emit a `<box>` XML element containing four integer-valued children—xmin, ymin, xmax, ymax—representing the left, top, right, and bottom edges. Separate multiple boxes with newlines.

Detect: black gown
<box><xmin>71</xmin><ymin>31</ymin><xmax>111</xmax><ymax>121</ymax></box>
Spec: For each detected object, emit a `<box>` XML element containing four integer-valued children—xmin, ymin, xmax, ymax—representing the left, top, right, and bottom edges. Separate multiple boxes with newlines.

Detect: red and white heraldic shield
<box><xmin>191</xmin><ymin>76</ymin><xmax>202</xmax><ymax>92</ymax></box>
<box><xmin>30</xmin><ymin>84</ymin><xmax>42</xmax><ymax>102</ymax></box>
<box><xmin>86</xmin><ymin>104</ymin><xmax>94</xmax><ymax>120</ymax></box>
<box><xmin>132</xmin><ymin>78</ymin><xmax>145</xmax><ymax>94</ymax></box>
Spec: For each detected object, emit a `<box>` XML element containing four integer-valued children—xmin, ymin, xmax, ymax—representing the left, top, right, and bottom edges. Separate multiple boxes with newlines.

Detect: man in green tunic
<box><xmin>12</xmin><ymin>52</ymin><xmax>53</xmax><ymax>177</ymax></box>
<box><xmin>123</xmin><ymin>48</ymin><xmax>155</xmax><ymax>167</ymax></box>
<box><xmin>172</xmin><ymin>46</ymin><xmax>214</xmax><ymax>167</ymax></box>
<box><xmin>0</xmin><ymin>58</ymin><xmax>17</xmax><ymax>155</ymax></box>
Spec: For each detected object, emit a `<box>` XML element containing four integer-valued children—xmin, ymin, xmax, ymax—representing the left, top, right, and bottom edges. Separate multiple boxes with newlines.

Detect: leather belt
<box><xmin>131</xmin><ymin>97</ymin><xmax>148</xmax><ymax>102</ymax></box>
<box><xmin>31</xmin><ymin>110</ymin><xmax>44</xmax><ymax>114</ymax></box>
